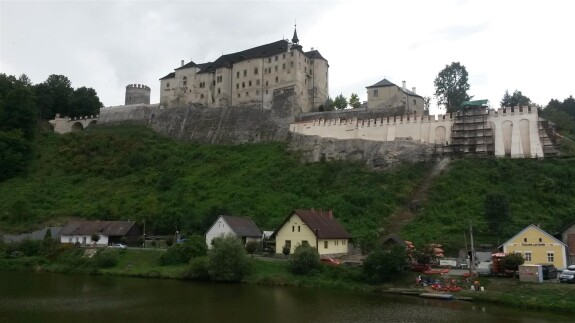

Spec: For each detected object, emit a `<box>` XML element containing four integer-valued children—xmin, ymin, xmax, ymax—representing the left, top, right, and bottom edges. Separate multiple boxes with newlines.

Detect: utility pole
<box><xmin>470</xmin><ymin>222</ymin><xmax>475</xmax><ymax>273</ymax></box>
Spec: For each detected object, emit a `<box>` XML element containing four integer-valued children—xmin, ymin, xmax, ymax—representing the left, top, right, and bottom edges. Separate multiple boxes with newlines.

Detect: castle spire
<box><xmin>292</xmin><ymin>24</ymin><xmax>299</xmax><ymax>44</ymax></box>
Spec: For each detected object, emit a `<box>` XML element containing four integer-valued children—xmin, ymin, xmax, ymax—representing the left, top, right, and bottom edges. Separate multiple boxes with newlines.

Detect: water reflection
<box><xmin>0</xmin><ymin>271</ymin><xmax>570</xmax><ymax>323</ymax></box>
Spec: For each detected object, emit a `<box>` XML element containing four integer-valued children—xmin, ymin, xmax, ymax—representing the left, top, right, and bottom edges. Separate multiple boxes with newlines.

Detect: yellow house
<box><xmin>501</xmin><ymin>224</ymin><xmax>568</xmax><ymax>270</ymax></box>
<box><xmin>272</xmin><ymin>209</ymin><xmax>351</xmax><ymax>256</ymax></box>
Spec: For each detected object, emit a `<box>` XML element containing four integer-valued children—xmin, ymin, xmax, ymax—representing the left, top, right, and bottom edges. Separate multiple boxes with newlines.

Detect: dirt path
<box><xmin>383</xmin><ymin>158</ymin><xmax>450</xmax><ymax>235</ymax></box>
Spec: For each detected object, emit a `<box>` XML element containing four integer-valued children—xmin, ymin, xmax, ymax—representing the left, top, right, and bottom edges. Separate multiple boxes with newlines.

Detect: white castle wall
<box><xmin>290</xmin><ymin>107</ymin><xmax>545</xmax><ymax>158</ymax></box>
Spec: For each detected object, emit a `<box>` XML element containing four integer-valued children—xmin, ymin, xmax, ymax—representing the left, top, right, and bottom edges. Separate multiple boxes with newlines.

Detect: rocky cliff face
<box><xmin>288</xmin><ymin>133</ymin><xmax>435</xmax><ymax>169</ymax></box>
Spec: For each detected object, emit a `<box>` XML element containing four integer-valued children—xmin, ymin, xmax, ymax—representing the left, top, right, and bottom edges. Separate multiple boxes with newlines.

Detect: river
<box><xmin>0</xmin><ymin>271</ymin><xmax>570</xmax><ymax>322</ymax></box>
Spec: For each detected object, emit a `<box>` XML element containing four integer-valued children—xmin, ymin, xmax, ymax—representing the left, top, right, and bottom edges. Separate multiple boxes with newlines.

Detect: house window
<box><xmin>539</xmin><ymin>238</ymin><xmax>543</xmax><ymax>243</ymax></box>
<box><xmin>292</xmin><ymin>226</ymin><xmax>295</xmax><ymax>232</ymax></box>
<box><xmin>243</xmin><ymin>70</ymin><xmax>247</xmax><ymax>77</ymax></box>
<box><xmin>183</xmin><ymin>76</ymin><xmax>187</xmax><ymax>86</ymax></box>
<box><xmin>324</xmin><ymin>241</ymin><xmax>328</xmax><ymax>249</ymax></box>
<box><xmin>254</xmin><ymin>67</ymin><xmax>258</xmax><ymax>75</ymax></box>
<box><xmin>166</xmin><ymin>82</ymin><xmax>170</xmax><ymax>88</ymax></box>
<box><xmin>524</xmin><ymin>238</ymin><xmax>527</xmax><ymax>243</ymax></box>
<box><xmin>334</xmin><ymin>240</ymin><xmax>339</xmax><ymax>246</ymax></box>
<box><xmin>342</xmin><ymin>240</ymin><xmax>346</xmax><ymax>245</ymax></box>
<box><xmin>413</xmin><ymin>99</ymin><xmax>416</xmax><ymax>105</ymax></box>
<box><xmin>525</xmin><ymin>252</ymin><xmax>532</xmax><ymax>261</ymax></box>
<box><xmin>298</xmin><ymin>226</ymin><xmax>300</xmax><ymax>232</ymax></box>
<box><xmin>547</xmin><ymin>252</ymin><xmax>554</xmax><ymax>263</ymax></box>
<box><xmin>374</xmin><ymin>90</ymin><xmax>379</xmax><ymax>97</ymax></box>
<box><xmin>68</xmin><ymin>237</ymin><xmax>72</xmax><ymax>243</ymax></box>
<box><xmin>217</xmin><ymin>75</ymin><xmax>222</xmax><ymax>83</ymax></box>
<box><xmin>285</xmin><ymin>240</ymin><xmax>291</xmax><ymax>249</ymax></box>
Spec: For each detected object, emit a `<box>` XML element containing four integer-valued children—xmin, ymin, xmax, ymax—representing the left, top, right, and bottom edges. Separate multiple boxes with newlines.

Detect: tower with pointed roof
<box><xmin>159</xmin><ymin>27</ymin><xmax>328</xmax><ymax>113</ymax></box>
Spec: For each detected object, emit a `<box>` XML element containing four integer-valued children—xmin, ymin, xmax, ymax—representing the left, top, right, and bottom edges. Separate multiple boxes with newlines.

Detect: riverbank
<box><xmin>2</xmin><ymin>247</ymin><xmax>575</xmax><ymax>314</ymax></box>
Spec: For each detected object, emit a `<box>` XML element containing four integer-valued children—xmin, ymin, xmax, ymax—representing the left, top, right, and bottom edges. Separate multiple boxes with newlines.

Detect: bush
<box><xmin>207</xmin><ymin>235</ymin><xmax>251</xmax><ymax>282</ymax></box>
<box><xmin>288</xmin><ymin>244</ymin><xmax>320</xmax><ymax>275</ymax></box>
<box><xmin>93</xmin><ymin>249</ymin><xmax>118</xmax><ymax>268</ymax></box>
<box><xmin>186</xmin><ymin>256</ymin><xmax>210</xmax><ymax>280</ymax></box>
<box><xmin>282</xmin><ymin>244</ymin><xmax>291</xmax><ymax>256</ymax></box>
<box><xmin>362</xmin><ymin>246</ymin><xmax>407</xmax><ymax>284</ymax></box>
<box><xmin>160</xmin><ymin>235</ymin><xmax>207</xmax><ymax>266</ymax></box>
<box><xmin>245</xmin><ymin>240</ymin><xmax>259</xmax><ymax>256</ymax></box>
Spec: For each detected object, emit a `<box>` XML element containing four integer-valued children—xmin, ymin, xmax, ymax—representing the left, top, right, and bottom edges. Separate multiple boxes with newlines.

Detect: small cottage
<box><xmin>271</xmin><ymin>209</ymin><xmax>351</xmax><ymax>256</ymax></box>
<box><xmin>59</xmin><ymin>221</ymin><xmax>141</xmax><ymax>246</ymax></box>
<box><xmin>501</xmin><ymin>224</ymin><xmax>568</xmax><ymax>270</ymax></box>
<box><xmin>205</xmin><ymin>215</ymin><xmax>262</xmax><ymax>249</ymax></box>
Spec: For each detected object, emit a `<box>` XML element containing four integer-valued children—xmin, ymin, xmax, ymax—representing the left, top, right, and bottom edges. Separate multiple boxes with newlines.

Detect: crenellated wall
<box><xmin>290</xmin><ymin>106</ymin><xmax>546</xmax><ymax>158</ymax></box>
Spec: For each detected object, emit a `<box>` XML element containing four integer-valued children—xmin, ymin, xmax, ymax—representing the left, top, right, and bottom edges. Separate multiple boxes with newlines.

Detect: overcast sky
<box><xmin>1</xmin><ymin>0</ymin><xmax>574</xmax><ymax>115</ymax></box>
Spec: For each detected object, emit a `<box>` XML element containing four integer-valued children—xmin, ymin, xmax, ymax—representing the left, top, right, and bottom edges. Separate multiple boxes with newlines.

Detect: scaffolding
<box><xmin>450</xmin><ymin>101</ymin><xmax>494</xmax><ymax>157</ymax></box>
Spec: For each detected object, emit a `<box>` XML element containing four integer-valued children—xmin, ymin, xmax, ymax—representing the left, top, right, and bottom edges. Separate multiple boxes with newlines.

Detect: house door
<box><xmin>82</xmin><ymin>236</ymin><xmax>87</xmax><ymax>246</ymax></box>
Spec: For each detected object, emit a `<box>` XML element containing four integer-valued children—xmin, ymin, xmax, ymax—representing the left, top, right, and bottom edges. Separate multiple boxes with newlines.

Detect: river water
<box><xmin>0</xmin><ymin>271</ymin><xmax>570</xmax><ymax>322</ymax></box>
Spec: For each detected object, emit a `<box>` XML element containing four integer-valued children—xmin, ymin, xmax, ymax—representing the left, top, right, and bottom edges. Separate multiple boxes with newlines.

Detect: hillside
<box><xmin>1</xmin><ymin>124</ymin><xmax>574</xmax><ymax>253</ymax></box>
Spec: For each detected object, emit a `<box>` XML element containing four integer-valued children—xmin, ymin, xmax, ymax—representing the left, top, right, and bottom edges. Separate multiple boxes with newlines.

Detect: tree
<box><xmin>71</xmin><ymin>87</ymin><xmax>103</xmax><ymax>117</ymax></box>
<box><xmin>245</xmin><ymin>240</ymin><xmax>259</xmax><ymax>257</ymax></box>
<box><xmin>207</xmin><ymin>235</ymin><xmax>251</xmax><ymax>282</ymax></box>
<box><xmin>434</xmin><ymin>62</ymin><xmax>471</xmax><ymax>113</ymax></box>
<box><xmin>362</xmin><ymin>245</ymin><xmax>407</xmax><ymax>284</ymax></box>
<box><xmin>349</xmin><ymin>93</ymin><xmax>361</xmax><ymax>109</ymax></box>
<box><xmin>485</xmin><ymin>193</ymin><xmax>510</xmax><ymax>240</ymax></box>
<box><xmin>333</xmin><ymin>94</ymin><xmax>348</xmax><ymax>110</ymax></box>
<box><xmin>288</xmin><ymin>244</ymin><xmax>320</xmax><ymax>275</ymax></box>
<box><xmin>500</xmin><ymin>90</ymin><xmax>531</xmax><ymax>108</ymax></box>
<box><xmin>423</xmin><ymin>96</ymin><xmax>431</xmax><ymax>115</ymax></box>
<box><xmin>501</xmin><ymin>253</ymin><xmax>524</xmax><ymax>277</ymax></box>
<box><xmin>35</xmin><ymin>74</ymin><xmax>73</xmax><ymax>119</ymax></box>
<box><xmin>321</xmin><ymin>97</ymin><xmax>335</xmax><ymax>111</ymax></box>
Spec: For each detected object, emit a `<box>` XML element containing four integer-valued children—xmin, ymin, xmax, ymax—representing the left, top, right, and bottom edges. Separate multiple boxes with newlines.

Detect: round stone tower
<box><xmin>125</xmin><ymin>84</ymin><xmax>151</xmax><ymax>105</ymax></box>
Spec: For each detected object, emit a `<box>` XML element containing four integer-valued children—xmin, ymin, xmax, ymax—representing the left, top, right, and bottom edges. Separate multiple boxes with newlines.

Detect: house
<box><xmin>366</xmin><ymin>78</ymin><xmax>424</xmax><ymax>115</ymax></box>
<box><xmin>59</xmin><ymin>221</ymin><xmax>141</xmax><ymax>247</ymax></box>
<box><xmin>205</xmin><ymin>215</ymin><xmax>262</xmax><ymax>249</ymax></box>
<box><xmin>271</xmin><ymin>209</ymin><xmax>351</xmax><ymax>256</ymax></box>
<box><xmin>501</xmin><ymin>224</ymin><xmax>568</xmax><ymax>270</ymax></box>
<box><xmin>560</xmin><ymin>221</ymin><xmax>575</xmax><ymax>265</ymax></box>
<box><xmin>3</xmin><ymin>227</ymin><xmax>62</xmax><ymax>243</ymax></box>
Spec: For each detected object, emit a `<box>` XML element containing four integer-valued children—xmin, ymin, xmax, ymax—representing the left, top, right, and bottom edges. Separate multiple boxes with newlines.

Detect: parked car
<box><xmin>559</xmin><ymin>265</ymin><xmax>575</xmax><ymax>283</ymax></box>
<box><xmin>109</xmin><ymin>243</ymin><xmax>127</xmax><ymax>250</ymax></box>
<box><xmin>320</xmin><ymin>258</ymin><xmax>341</xmax><ymax>266</ymax></box>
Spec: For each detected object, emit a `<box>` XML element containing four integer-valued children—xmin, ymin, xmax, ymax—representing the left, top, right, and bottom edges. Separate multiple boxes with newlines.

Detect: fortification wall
<box><xmin>99</xmin><ymin>104</ymin><xmax>161</xmax><ymax>125</ymax></box>
<box><xmin>489</xmin><ymin>106</ymin><xmax>544</xmax><ymax>158</ymax></box>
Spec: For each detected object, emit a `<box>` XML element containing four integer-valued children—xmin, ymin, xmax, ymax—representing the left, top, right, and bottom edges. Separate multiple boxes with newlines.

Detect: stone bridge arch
<box><xmin>49</xmin><ymin>114</ymin><xmax>99</xmax><ymax>134</ymax></box>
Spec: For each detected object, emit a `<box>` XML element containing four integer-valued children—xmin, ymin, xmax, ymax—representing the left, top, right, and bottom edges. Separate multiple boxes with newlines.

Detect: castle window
<box><xmin>217</xmin><ymin>75</ymin><xmax>222</xmax><ymax>83</ymax></box>
<box><xmin>249</xmin><ymin>81</ymin><xmax>252</xmax><ymax>86</ymax></box>
<box><xmin>236</xmin><ymin>71</ymin><xmax>240</xmax><ymax>78</ymax></box>
<box><xmin>374</xmin><ymin>90</ymin><xmax>379</xmax><ymax>97</ymax></box>
<box><xmin>282</xmin><ymin>63</ymin><xmax>286</xmax><ymax>70</ymax></box>
<box><xmin>268</xmin><ymin>58</ymin><xmax>271</xmax><ymax>63</ymax></box>
<box><xmin>256</xmin><ymin>79</ymin><xmax>260</xmax><ymax>86</ymax></box>
<box><xmin>166</xmin><ymin>82</ymin><xmax>170</xmax><ymax>88</ymax></box>
<box><xmin>413</xmin><ymin>99</ymin><xmax>416</xmax><ymax>105</ymax></box>
<box><xmin>236</xmin><ymin>83</ymin><xmax>239</xmax><ymax>89</ymax></box>
<box><xmin>242</xmin><ymin>82</ymin><xmax>245</xmax><ymax>88</ymax></box>
<box><xmin>243</xmin><ymin>70</ymin><xmax>247</xmax><ymax>77</ymax></box>
<box><xmin>256</xmin><ymin>90</ymin><xmax>259</xmax><ymax>95</ymax></box>
<box><xmin>246</xmin><ymin>92</ymin><xmax>249</xmax><ymax>96</ymax></box>
<box><xmin>290</xmin><ymin>61</ymin><xmax>294</xmax><ymax>68</ymax></box>
<box><xmin>283</xmin><ymin>53</ymin><xmax>286</xmax><ymax>59</ymax></box>
<box><xmin>217</xmin><ymin>88</ymin><xmax>221</xmax><ymax>94</ymax></box>
<box><xmin>200</xmin><ymin>94</ymin><xmax>204</xmax><ymax>99</ymax></box>
<box><xmin>275</xmin><ymin>66</ymin><xmax>278</xmax><ymax>72</ymax></box>
<box><xmin>275</xmin><ymin>76</ymin><xmax>278</xmax><ymax>83</ymax></box>
<box><xmin>183</xmin><ymin>76</ymin><xmax>187</xmax><ymax>86</ymax></box>
<box><xmin>212</xmin><ymin>81</ymin><xmax>215</xmax><ymax>86</ymax></box>
<box><xmin>304</xmin><ymin>67</ymin><xmax>307</xmax><ymax>73</ymax></box>
<box><xmin>524</xmin><ymin>238</ymin><xmax>527</xmax><ymax>242</ymax></box>
<box><xmin>265</xmin><ymin>81</ymin><xmax>268</xmax><ymax>86</ymax></box>
<box><xmin>266</xmin><ymin>90</ymin><xmax>268</xmax><ymax>94</ymax></box>
<box><xmin>237</xmin><ymin>93</ymin><xmax>241</xmax><ymax>98</ymax></box>
<box><xmin>291</xmin><ymin>51</ymin><xmax>294</xmax><ymax>57</ymax></box>
<box><xmin>254</xmin><ymin>67</ymin><xmax>258</xmax><ymax>75</ymax></box>
<box><xmin>275</xmin><ymin>55</ymin><xmax>278</xmax><ymax>61</ymax></box>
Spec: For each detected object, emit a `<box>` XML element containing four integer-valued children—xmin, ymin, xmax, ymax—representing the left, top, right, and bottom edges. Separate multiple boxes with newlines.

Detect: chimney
<box><xmin>181</xmin><ymin>60</ymin><xmax>184</xmax><ymax>67</ymax></box>
<box><xmin>412</xmin><ymin>87</ymin><xmax>416</xmax><ymax>94</ymax></box>
<box><xmin>402</xmin><ymin>81</ymin><xmax>406</xmax><ymax>91</ymax></box>
<box><xmin>328</xmin><ymin>209</ymin><xmax>333</xmax><ymax>219</ymax></box>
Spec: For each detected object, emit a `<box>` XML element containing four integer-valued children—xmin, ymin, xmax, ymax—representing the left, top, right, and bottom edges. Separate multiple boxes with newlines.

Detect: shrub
<box><xmin>93</xmin><ymin>249</ymin><xmax>118</xmax><ymax>268</ymax></box>
<box><xmin>207</xmin><ymin>235</ymin><xmax>251</xmax><ymax>282</ymax></box>
<box><xmin>245</xmin><ymin>240</ymin><xmax>259</xmax><ymax>256</ymax></box>
<box><xmin>282</xmin><ymin>244</ymin><xmax>291</xmax><ymax>256</ymax></box>
<box><xmin>362</xmin><ymin>246</ymin><xmax>407</xmax><ymax>284</ymax></box>
<box><xmin>160</xmin><ymin>235</ymin><xmax>207</xmax><ymax>266</ymax></box>
<box><xmin>186</xmin><ymin>256</ymin><xmax>210</xmax><ymax>280</ymax></box>
<box><xmin>288</xmin><ymin>244</ymin><xmax>320</xmax><ymax>275</ymax></box>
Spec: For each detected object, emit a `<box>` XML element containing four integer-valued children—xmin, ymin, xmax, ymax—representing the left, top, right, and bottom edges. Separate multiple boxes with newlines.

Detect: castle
<box><xmin>158</xmin><ymin>27</ymin><xmax>329</xmax><ymax>113</ymax></box>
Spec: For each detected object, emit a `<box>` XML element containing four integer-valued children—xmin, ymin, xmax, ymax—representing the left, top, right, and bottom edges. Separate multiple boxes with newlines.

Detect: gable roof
<box><xmin>59</xmin><ymin>221</ymin><xmax>137</xmax><ymax>236</ymax></box>
<box><xmin>366</xmin><ymin>78</ymin><xmax>423</xmax><ymax>98</ymax></box>
<box><xmin>305</xmin><ymin>49</ymin><xmax>327</xmax><ymax>62</ymax></box>
<box><xmin>272</xmin><ymin>209</ymin><xmax>351</xmax><ymax>239</ymax></box>
<box><xmin>221</xmin><ymin>215</ymin><xmax>262</xmax><ymax>237</ymax></box>
<box><xmin>159</xmin><ymin>72</ymin><xmax>175</xmax><ymax>80</ymax></box>
<box><xmin>175</xmin><ymin>61</ymin><xmax>201</xmax><ymax>71</ymax></box>
<box><xmin>500</xmin><ymin>224</ymin><xmax>567</xmax><ymax>249</ymax></box>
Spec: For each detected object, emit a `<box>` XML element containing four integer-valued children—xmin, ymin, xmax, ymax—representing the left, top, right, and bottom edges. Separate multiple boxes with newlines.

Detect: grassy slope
<box><xmin>2</xmin><ymin>124</ymin><xmax>575</xmax><ymax>253</ymax></box>
<box><xmin>0</xmin><ymin>125</ymin><xmax>426</xmax><ymax>239</ymax></box>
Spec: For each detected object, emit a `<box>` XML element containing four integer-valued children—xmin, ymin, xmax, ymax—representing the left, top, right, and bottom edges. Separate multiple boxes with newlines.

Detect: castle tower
<box><xmin>292</xmin><ymin>25</ymin><xmax>299</xmax><ymax>44</ymax></box>
<box><xmin>125</xmin><ymin>84</ymin><xmax>151</xmax><ymax>105</ymax></box>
